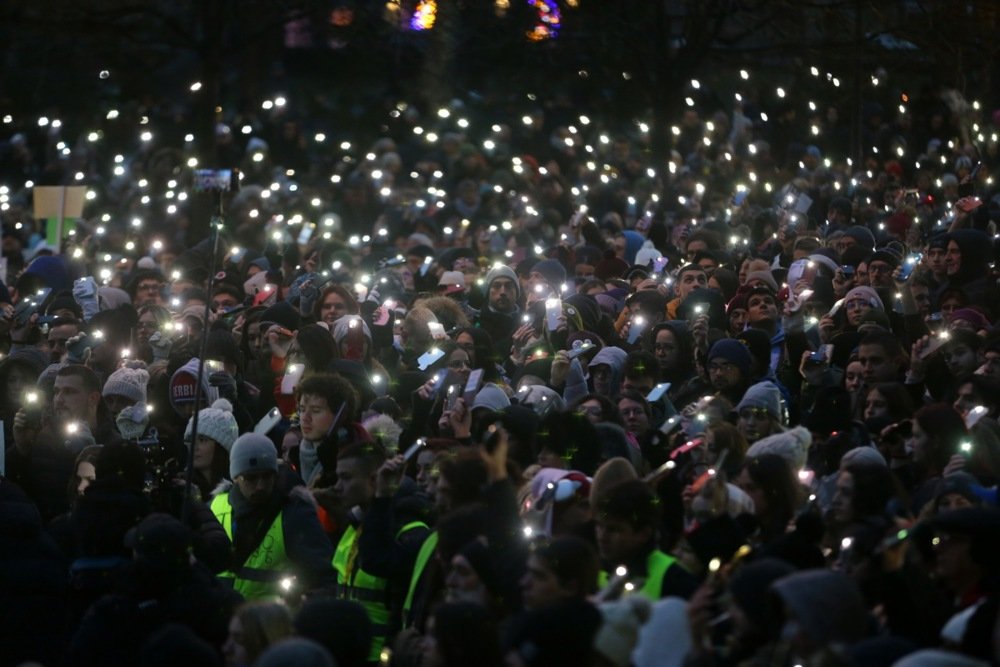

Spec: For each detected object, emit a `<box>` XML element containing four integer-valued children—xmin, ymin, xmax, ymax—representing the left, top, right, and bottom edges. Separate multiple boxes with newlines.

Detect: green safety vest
<box><xmin>333</xmin><ymin>520</ymin><xmax>428</xmax><ymax>662</ymax></box>
<box><xmin>597</xmin><ymin>549</ymin><xmax>678</xmax><ymax>601</ymax></box>
<box><xmin>402</xmin><ymin>530</ymin><xmax>438</xmax><ymax>623</ymax></box>
<box><xmin>211</xmin><ymin>493</ymin><xmax>289</xmax><ymax>601</ymax></box>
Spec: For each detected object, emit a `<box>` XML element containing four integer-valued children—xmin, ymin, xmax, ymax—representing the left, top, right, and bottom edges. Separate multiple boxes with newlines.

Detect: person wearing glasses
<box><xmin>734</xmin><ymin>381</ymin><xmax>785</xmax><ymax>444</ymax></box>
<box><xmin>125</xmin><ymin>267</ymin><xmax>166</xmax><ymax>308</ymax></box>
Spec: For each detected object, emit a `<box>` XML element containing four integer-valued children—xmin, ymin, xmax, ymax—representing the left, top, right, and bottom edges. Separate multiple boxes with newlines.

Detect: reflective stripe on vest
<box><xmin>403</xmin><ymin>530</ymin><xmax>438</xmax><ymax>622</ymax></box>
<box><xmin>597</xmin><ymin>549</ymin><xmax>677</xmax><ymax>601</ymax></box>
<box><xmin>333</xmin><ymin>520</ymin><xmax>428</xmax><ymax>662</ymax></box>
<box><xmin>211</xmin><ymin>493</ymin><xmax>288</xmax><ymax>601</ymax></box>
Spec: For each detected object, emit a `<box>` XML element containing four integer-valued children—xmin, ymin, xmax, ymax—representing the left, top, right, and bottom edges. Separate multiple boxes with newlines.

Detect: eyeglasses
<box><xmin>707</xmin><ymin>361</ymin><xmax>738</xmax><ymax>373</ymax></box>
<box><xmin>578</xmin><ymin>406</ymin><xmax>603</xmax><ymax>416</ymax></box>
<box><xmin>739</xmin><ymin>407</ymin><xmax>772</xmax><ymax>420</ymax></box>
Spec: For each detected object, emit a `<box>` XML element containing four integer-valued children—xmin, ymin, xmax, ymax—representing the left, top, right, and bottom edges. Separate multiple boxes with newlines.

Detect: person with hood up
<box><xmin>474</xmin><ymin>265</ymin><xmax>523</xmax><ymax>353</ymax></box>
<box><xmin>647</xmin><ymin>320</ymin><xmax>709</xmax><ymax>410</ymax></box>
<box><xmin>939</xmin><ymin>229</ymin><xmax>1000</xmax><ymax>320</ymax></box>
<box><xmin>588</xmin><ymin>346</ymin><xmax>628</xmax><ymax>399</ymax></box>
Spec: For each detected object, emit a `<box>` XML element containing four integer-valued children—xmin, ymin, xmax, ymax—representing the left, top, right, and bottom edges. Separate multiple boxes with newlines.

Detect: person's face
<box><xmin>135</xmin><ymin>279</ymin><xmax>164</xmax><ymax>306</ymax></box>
<box><xmin>247</xmin><ymin>322</ymin><xmax>264</xmax><ymax>358</ymax></box>
<box><xmin>707</xmin><ymin>358</ymin><xmax>742</xmax><ymax>391</ymax></box>
<box><xmin>944</xmin><ymin>343</ymin><xmax>980</xmax><ymax>377</ymax></box>
<box><xmin>334</xmin><ymin>457</ymin><xmax>374</xmax><ymax>509</ymax></box>
<box><xmin>613</xmin><ymin>236</ymin><xmax>627</xmax><ymax>259</ymax></box>
<box><xmin>855</xmin><ymin>262</ymin><xmax>870</xmax><ymax>286</ymax></box>
<box><xmin>940</xmin><ymin>297</ymin><xmax>962</xmax><ymax>317</ymax></box>
<box><xmin>910</xmin><ymin>284</ymin><xmax>931</xmax><ymax>316</ymax></box>
<box><xmin>595</xmin><ymin>516</ymin><xmax>651</xmax><ymax>565</ymax></box>
<box><xmin>455</xmin><ymin>332</ymin><xmax>476</xmax><ymax>362</ymax></box>
<box><xmin>728</xmin><ymin>308</ymin><xmax>748</xmax><ymax>334</ymax></box>
<box><xmin>76</xmin><ymin>461</ymin><xmax>96</xmax><ymax>496</ymax></box>
<box><xmin>445</xmin><ymin>554</ymin><xmax>487</xmax><ymax>604</ymax></box>
<box><xmin>677</xmin><ymin>269</ymin><xmax>708</xmax><ymax>300</ymax></box>
<box><xmin>906</xmin><ymin>420</ymin><xmax>930</xmax><ymax>463</ymax></box>
<box><xmin>863</xmin><ymin>388</ymin><xmax>889</xmax><ymax>422</ymax></box>
<box><xmin>520</xmin><ymin>554</ymin><xmax>573</xmax><ymax>611</ymax></box>
<box><xmin>844</xmin><ymin>361</ymin><xmax>865</xmax><ymax>393</ymax></box>
<box><xmin>621</xmin><ymin>373</ymin><xmax>654</xmax><ymax>397</ymax></box>
<box><xmin>415</xmin><ymin>449</ymin><xmax>436</xmax><ymax>493</ymax></box>
<box><xmin>446</xmin><ymin>349</ymin><xmax>472</xmax><ymax>386</ymax></box>
<box><xmin>5</xmin><ymin>366</ymin><xmax>35</xmax><ymax>407</ymax></box>
<box><xmin>53</xmin><ymin>375</ymin><xmax>96</xmax><ymax>423</ymax></box>
<box><xmin>234</xmin><ymin>470</ymin><xmax>276</xmax><ymax>505</ymax></box>
<box><xmin>222</xmin><ymin>615</ymin><xmax>249</xmax><ymax>667</ymax></box>
<box><xmin>298</xmin><ymin>394</ymin><xmax>335</xmax><ymax>442</ymax></box>
<box><xmin>489</xmin><ymin>277</ymin><xmax>517</xmax><ymax>313</ymax></box>
<box><xmin>867</xmin><ymin>260</ymin><xmax>894</xmax><ymax>288</ymax></box>
<box><xmin>137</xmin><ymin>313</ymin><xmax>159</xmax><ymax>345</ymax></box>
<box><xmin>654</xmin><ymin>329</ymin><xmax>680</xmax><ymax>371</ymax></box>
<box><xmin>832</xmin><ymin>269</ymin><xmax>855</xmax><ymax>298</ymax></box>
<box><xmin>737</xmin><ymin>406</ymin><xmax>773</xmax><ymax>443</ymax></box>
<box><xmin>47</xmin><ymin>323</ymin><xmax>78</xmax><ymax>363</ymax></box>
<box><xmin>857</xmin><ymin>343</ymin><xmax>897</xmax><ymax>383</ymax></box>
<box><xmin>926</xmin><ymin>247</ymin><xmax>947</xmax><ymax>275</ymax></box>
<box><xmin>320</xmin><ymin>291</ymin><xmax>349</xmax><ymax>325</ymax></box>
<box><xmin>104</xmin><ymin>393</ymin><xmax>137</xmax><ymax>417</ymax></box>
<box><xmin>933</xmin><ymin>532</ymin><xmax>976</xmax><ymax>590</ymax></box>
<box><xmin>980</xmin><ymin>351</ymin><xmax>1000</xmax><ymax>381</ymax></box>
<box><xmin>537</xmin><ymin>448</ymin><xmax>566</xmax><ymax>469</ymax></box>
<box><xmin>618</xmin><ymin>398</ymin><xmax>649</xmax><ymax>436</ymax></box>
<box><xmin>578</xmin><ymin>399</ymin><xmax>603</xmax><ymax>424</ymax></box>
<box><xmin>212</xmin><ymin>293</ymin><xmax>240</xmax><ymax>313</ymax></box>
<box><xmin>590</xmin><ymin>364</ymin><xmax>613</xmax><ymax>395</ymax></box>
<box><xmin>945</xmin><ymin>241</ymin><xmax>962</xmax><ymax>276</ymax></box>
<box><xmin>735</xmin><ymin>467</ymin><xmax>768</xmax><ymax>516</ymax></box>
<box><xmin>952</xmin><ymin>382</ymin><xmax>981</xmax><ymax>418</ymax></box>
<box><xmin>845</xmin><ymin>297</ymin><xmax>874</xmax><ymax>327</ymax></box>
<box><xmin>193</xmin><ymin>435</ymin><xmax>218</xmax><ymax>472</ymax></box>
<box><xmin>747</xmin><ymin>293</ymin><xmax>778</xmax><ymax>325</ymax></box>
<box><xmin>938</xmin><ymin>493</ymin><xmax>975</xmax><ymax>514</ymax></box>
<box><xmin>831</xmin><ymin>470</ymin><xmax>854</xmax><ymax>524</ymax></box>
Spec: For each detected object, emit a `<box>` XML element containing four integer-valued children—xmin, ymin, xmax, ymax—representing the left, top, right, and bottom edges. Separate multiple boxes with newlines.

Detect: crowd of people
<box><xmin>4</xmin><ymin>75</ymin><xmax>1000</xmax><ymax>667</ymax></box>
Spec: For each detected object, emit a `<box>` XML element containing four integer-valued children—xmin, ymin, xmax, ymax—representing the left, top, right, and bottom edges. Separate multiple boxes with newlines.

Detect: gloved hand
<box><xmin>147</xmin><ymin>331</ymin><xmax>173</xmax><ymax>362</ymax></box>
<box><xmin>209</xmin><ymin>371</ymin><xmax>238</xmax><ymax>403</ymax></box>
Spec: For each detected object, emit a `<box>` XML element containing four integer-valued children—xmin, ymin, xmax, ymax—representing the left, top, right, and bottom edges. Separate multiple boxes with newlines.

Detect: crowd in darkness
<box><xmin>3</xmin><ymin>66</ymin><xmax>1000</xmax><ymax>667</ymax></box>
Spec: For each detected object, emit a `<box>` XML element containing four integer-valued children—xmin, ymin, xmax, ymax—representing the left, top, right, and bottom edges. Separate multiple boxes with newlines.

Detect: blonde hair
<box><xmin>234</xmin><ymin>600</ymin><xmax>294</xmax><ymax>663</ymax></box>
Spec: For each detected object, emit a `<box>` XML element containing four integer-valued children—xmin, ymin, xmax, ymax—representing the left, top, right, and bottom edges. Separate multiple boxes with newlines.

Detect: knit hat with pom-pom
<box><xmin>103</xmin><ymin>361</ymin><xmax>150</xmax><ymax>404</ymax></box>
<box><xmin>185</xmin><ymin>398</ymin><xmax>239</xmax><ymax>452</ymax></box>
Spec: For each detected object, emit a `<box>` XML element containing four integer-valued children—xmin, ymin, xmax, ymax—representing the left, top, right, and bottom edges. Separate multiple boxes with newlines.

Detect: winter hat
<box><xmin>532</xmin><ymin>259</ymin><xmax>568</xmax><ymax>288</ymax></box>
<box><xmin>843</xmin><ymin>225</ymin><xmax>876</xmax><ymax>251</ymax></box>
<box><xmin>844</xmin><ymin>286</ymin><xmax>884</xmax><ymax>311</ymax></box>
<box><xmin>633</xmin><ymin>241</ymin><xmax>662</xmax><ymax>269</ymax></box>
<box><xmin>594</xmin><ymin>597</ymin><xmax>652</xmax><ymax>667</ymax></box>
<box><xmin>516</xmin><ymin>384</ymin><xmax>565</xmax><ymax>415</ymax></box>
<box><xmin>772</xmin><ymin>570</ymin><xmax>869</xmax><ymax>646</ymax></box>
<box><xmin>933</xmin><ymin>472</ymin><xmax>983</xmax><ymax>509</ymax></box>
<box><xmin>950</xmin><ymin>308</ymin><xmax>991</xmax><ymax>331</ymax></box>
<box><xmin>485</xmin><ymin>265</ymin><xmax>521</xmax><ymax>299</ymax></box>
<box><xmin>259</xmin><ymin>300</ymin><xmax>302</xmax><ymax>332</ymax></box>
<box><xmin>744</xmin><ymin>270</ymin><xmax>779</xmax><ymax>293</ymax></box>
<box><xmin>437</xmin><ymin>270</ymin><xmax>467</xmax><ymax>295</ymax></box>
<box><xmin>229</xmin><ymin>433</ymin><xmax>278</xmax><ymax>479</ymax></box>
<box><xmin>184</xmin><ymin>398</ymin><xmax>238</xmax><ymax>452</ymax></box>
<box><xmin>707</xmin><ymin>339</ymin><xmax>753</xmax><ymax>378</ymax></box>
<box><xmin>728</xmin><ymin>558</ymin><xmax>795</xmax><ymax>635</ymax></box>
<box><xmin>892</xmin><ymin>649</ymin><xmax>989</xmax><ymax>667</ymax></box>
<box><xmin>472</xmin><ymin>382</ymin><xmax>511</xmax><ymax>412</ymax></box>
<box><xmin>840</xmin><ymin>445</ymin><xmax>887</xmax><ymax>469</ymax></box>
<box><xmin>169</xmin><ymin>358</ymin><xmax>220</xmax><ymax>414</ymax></box>
<box><xmin>116</xmin><ymin>402</ymin><xmax>151</xmax><ymax>441</ymax></box>
<box><xmin>590</xmin><ymin>458</ymin><xmax>639</xmax><ymax>508</ymax></box>
<box><xmin>124</xmin><ymin>512</ymin><xmax>192</xmax><ymax>568</ymax></box>
<box><xmin>736</xmin><ymin>382</ymin><xmax>784</xmax><ymax>421</ymax></box>
<box><xmin>103</xmin><ymin>362</ymin><xmax>150</xmax><ymax>404</ymax></box>
<box><xmin>98</xmin><ymin>286</ymin><xmax>132</xmax><ymax>310</ymax></box>
<box><xmin>332</xmin><ymin>316</ymin><xmax>372</xmax><ymax>344</ymax></box>
<box><xmin>746</xmin><ymin>425</ymin><xmax>810</xmax><ymax>470</ymax></box>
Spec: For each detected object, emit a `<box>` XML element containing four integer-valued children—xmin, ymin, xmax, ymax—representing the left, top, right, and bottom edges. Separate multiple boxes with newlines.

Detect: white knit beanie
<box><xmin>185</xmin><ymin>398</ymin><xmax>239</xmax><ymax>452</ymax></box>
<box><xmin>103</xmin><ymin>362</ymin><xmax>150</xmax><ymax>404</ymax></box>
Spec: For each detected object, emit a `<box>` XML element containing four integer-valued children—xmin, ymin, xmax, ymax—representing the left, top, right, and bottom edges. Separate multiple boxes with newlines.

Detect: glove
<box><xmin>147</xmin><ymin>331</ymin><xmax>173</xmax><ymax>362</ymax></box>
<box><xmin>209</xmin><ymin>371</ymin><xmax>238</xmax><ymax>402</ymax></box>
<box><xmin>73</xmin><ymin>277</ymin><xmax>101</xmax><ymax>322</ymax></box>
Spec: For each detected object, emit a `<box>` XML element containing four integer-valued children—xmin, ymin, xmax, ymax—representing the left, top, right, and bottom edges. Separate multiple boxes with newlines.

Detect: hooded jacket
<box><xmin>588</xmin><ymin>346</ymin><xmax>628</xmax><ymax>398</ymax></box>
<box><xmin>940</xmin><ymin>230</ymin><xmax>1000</xmax><ymax>318</ymax></box>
